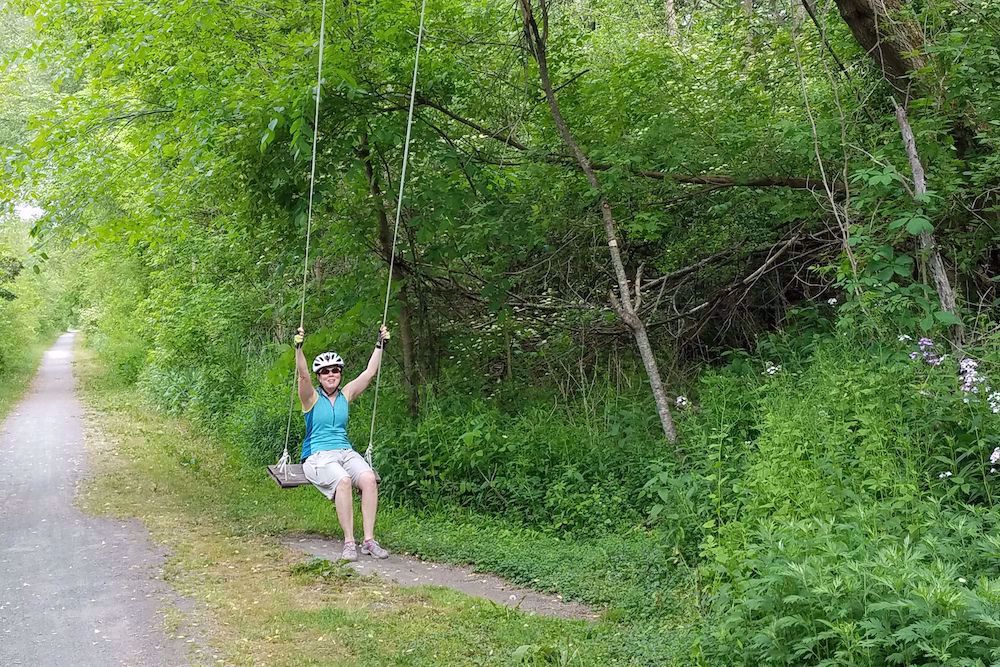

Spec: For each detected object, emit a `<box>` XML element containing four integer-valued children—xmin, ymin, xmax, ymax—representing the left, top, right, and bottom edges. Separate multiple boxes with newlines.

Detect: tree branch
<box><xmin>383</xmin><ymin>94</ymin><xmax>846</xmax><ymax>192</ymax></box>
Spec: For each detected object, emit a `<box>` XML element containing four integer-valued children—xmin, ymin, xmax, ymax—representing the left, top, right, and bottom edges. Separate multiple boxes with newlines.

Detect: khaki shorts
<box><xmin>302</xmin><ymin>449</ymin><xmax>374</xmax><ymax>500</ymax></box>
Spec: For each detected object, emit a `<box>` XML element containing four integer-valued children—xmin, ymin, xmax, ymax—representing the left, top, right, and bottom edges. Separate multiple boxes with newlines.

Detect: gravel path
<box><xmin>0</xmin><ymin>333</ymin><xmax>190</xmax><ymax>667</ymax></box>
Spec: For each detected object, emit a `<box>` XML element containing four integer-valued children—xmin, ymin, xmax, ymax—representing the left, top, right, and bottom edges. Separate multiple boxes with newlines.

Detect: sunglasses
<box><xmin>317</xmin><ymin>366</ymin><xmax>343</xmax><ymax>376</ymax></box>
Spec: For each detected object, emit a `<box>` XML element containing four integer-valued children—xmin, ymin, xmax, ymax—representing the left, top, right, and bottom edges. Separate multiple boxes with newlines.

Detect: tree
<box><xmin>831</xmin><ymin>0</ymin><xmax>964</xmax><ymax>336</ymax></box>
<box><xmin>519</xmin><ymin>0</ymin><xmax>678</xmax><ymax>445</ymax></box>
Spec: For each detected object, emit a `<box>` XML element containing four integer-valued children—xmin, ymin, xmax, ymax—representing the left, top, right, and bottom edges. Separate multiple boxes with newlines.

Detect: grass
<box><xmin>74</xmin><ymin>342</ymin><xmax>697</xmax><ymax>666</ymax></box>
<box><xmin>0</xmin><ymin>338</ymin><xmax>54</xmax><ymax>418</ymax></box>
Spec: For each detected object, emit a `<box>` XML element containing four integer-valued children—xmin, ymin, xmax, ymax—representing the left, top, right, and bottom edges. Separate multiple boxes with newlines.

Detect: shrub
<box><xmin>702</xmin><ymin>500</ymin><xmax>1000</xmax><ymax>666</ymax></box>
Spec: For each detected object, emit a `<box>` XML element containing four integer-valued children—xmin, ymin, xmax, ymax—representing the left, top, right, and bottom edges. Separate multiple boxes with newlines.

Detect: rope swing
<box><xmin>366</xmin><ymin>0</ymin><xmax>428</xmax><ymax>468</ymax></box>
<box><xmin>269</xmin><ymin>0</ymin><xmax>429</xmax><ymax>487</ymax></box>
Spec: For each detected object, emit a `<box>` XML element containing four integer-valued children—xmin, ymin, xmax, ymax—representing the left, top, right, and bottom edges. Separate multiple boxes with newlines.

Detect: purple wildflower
<box><xmin>906</xmin><ymin>337</ymin><xmax>943</xmax><ymax>366</ymax></box>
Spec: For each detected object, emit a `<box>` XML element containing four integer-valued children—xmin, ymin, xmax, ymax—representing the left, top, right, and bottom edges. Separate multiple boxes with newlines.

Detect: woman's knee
<box><xmin>335</xmin><ymin>476</ymin><xmax>352</xmax><ymax>497</ymax></box>
<box><xmin>357</xmin><ymin>471</ymin><xmax>378</xmax><ymax>492</ymax></box>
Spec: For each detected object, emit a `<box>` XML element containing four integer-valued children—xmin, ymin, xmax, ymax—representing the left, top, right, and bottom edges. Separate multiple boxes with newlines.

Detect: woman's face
<box><xmin>317</xmin><ymin>365</ymin><xmax>343</xmax><ymax>393</ymax></box>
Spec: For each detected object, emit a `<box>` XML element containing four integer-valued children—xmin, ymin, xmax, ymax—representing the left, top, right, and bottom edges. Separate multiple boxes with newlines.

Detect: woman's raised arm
<box><xmin>342</xmin><ymin>325</ymin><xmax>390</xmax><ymax>402</ymax></box>
<box><xmin>294</xmin><ymin>327</ymin><xmax>317</xmax><ymax>411</ymax></box>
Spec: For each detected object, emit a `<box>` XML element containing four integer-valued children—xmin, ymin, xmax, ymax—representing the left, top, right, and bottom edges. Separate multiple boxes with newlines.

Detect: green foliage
<box><xmin>0</xmin><ymin>214</ymin><xmax>77</xmax><ymax>377</ymax></box>
<box><xmin>288</xmin><ymin>557</ymin><xmax>356</xmax><ymax>584</ymax></box>
<box><xmin>511</xmin><ymin>641</ymin><xmax>578</xmax><ymax>666</ymax></box>
<box><xmin>372</xmin><ymin>386</ymin><xmax>659</xmax><ymax>533</ymax></box>
<box><xmin>681</xmin><ymin>330</ymin><xmax>1000</xmax><ymax>665</ymax></box>
<box><xmin>704</xmin><ymin>502</ymin><xmax>1000</xmax><ymax>666</ymax></box>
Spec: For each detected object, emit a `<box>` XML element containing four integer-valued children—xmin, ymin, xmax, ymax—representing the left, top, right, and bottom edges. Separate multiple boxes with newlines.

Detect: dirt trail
<box><xmin>282</xmin><ymin>535</ymin><xmax>599</xmax><ymax>620</ymax></box>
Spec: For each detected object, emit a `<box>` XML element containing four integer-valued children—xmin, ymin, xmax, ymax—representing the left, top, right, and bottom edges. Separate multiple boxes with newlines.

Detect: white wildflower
<box><xmin>989</xmin><ymin>391</ymin><xmax>1000</xmax><ymax>415</ymax></box>
<box><xmin>960</xmin><ymin>358</ymin><xmax>984</xmax><ymax>394</ymax></box>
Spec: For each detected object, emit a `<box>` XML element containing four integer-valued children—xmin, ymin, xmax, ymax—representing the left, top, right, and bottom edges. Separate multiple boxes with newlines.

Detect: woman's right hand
<box><xmin>294</xmin><ymin>327</ymin><xmax>305</xmax><ymax>349</ymax></box>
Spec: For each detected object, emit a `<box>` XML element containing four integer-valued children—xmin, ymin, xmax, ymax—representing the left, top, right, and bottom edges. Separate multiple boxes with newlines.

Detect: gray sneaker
<box><xmin>361</xmin><ymin>539</ymin><xmax>389</xmax><ymax>559</ymax></box>
<box><xmin>341</xmin><ymin>541</ymin><xmax>358</xmax><ymax>562</ymax></box>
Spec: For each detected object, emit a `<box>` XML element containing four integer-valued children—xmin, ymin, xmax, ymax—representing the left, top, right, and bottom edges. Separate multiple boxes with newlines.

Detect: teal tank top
<box><xmin>301</xmin><ymin>389</ymin><xmax>352</xmax><ymax>460</ymax></box>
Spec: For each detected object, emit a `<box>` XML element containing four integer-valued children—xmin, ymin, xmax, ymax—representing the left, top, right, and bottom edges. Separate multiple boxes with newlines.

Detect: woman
<box><xmin>293</xmin><ymin>324</ymin><xmax>391</xmax><ymax>561</ymax></box>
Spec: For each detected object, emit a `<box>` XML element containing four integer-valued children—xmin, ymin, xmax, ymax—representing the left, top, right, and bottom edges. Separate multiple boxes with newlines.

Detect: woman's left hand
<box><xmin>377</xmin><ymin>324</ymin><xmax>391</xmax><ymax>348</ymax></box>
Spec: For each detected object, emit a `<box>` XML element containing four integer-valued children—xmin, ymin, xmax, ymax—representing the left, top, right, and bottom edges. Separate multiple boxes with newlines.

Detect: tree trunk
<box><xmin>893</xmin><ymin>102</ymin><xmax>963</xmax><ymax>342</ymax></box>
<box><xmin>834</xmin><ymin>0</ymin><xmax>982</xmax><ymax>159</ymax></box>
<box><xmin>792</xmin><ymin>1</ymin><xmax>808</xmax><ymax>30</ymax></box>
<box><xmin>832</xmin><ymin>0</ymin><xmax>926</xmax><ymax>98</ymax></box>
<box><xmin>834</xmin><ymin>0</ymin><xmax>965</xmax><ymax>330</ymax></box>
<box><xmin>396</xmin><ymin>281</ymin><xmax>420</xmax><ymax>416</ymax></box>
<box><xmin>664</xmin><ymin>0</ymin><xmax>678</xmax><ymax>38</ymax></box>
<box><xmin>404</xmin><ymin>218</ymin><xmax>437</xmax><ymax>384</ymax></box>
<box><xmin>519</xmin><ymin>0</ymin><xmax>678</xmax><ymax>446</ymax></box>
<box><xmin>358</xmin><ymin>134</ymin><xmax>420</xmax><ymax>417</ymax></box>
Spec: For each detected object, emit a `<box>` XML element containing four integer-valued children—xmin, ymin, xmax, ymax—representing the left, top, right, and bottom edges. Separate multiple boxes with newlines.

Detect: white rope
<box><xmin>279</xmin><ymin>0</ymin><xmax>329</xmax><ymax>477</ymax></box>
<box><xmin>299</xmin><ymin>0</ymin><xmax>328</xmax><ymax>332</ymax></box>
<box><xmin>366</xmin><ymin>0</ymin><xmax>428</xmax><ymax>467</ymax></box>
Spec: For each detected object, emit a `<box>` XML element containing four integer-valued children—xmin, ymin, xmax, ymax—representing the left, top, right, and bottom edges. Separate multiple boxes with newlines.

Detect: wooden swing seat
<box><xmin>267</xmin><ymin>463</ymin><xmax>311</xmax><ymax>488</ymax></box>
<box><xmin>267</xmin><ymin>461</ymin><xmax>382</xmax><ymax>488</ymax></box>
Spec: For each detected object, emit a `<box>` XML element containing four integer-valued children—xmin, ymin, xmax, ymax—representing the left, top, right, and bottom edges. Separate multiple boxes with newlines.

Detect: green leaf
<box><xmin>905</xmin><ymin>215</ymin><xmax>933</xmax><ymax>236</ymax></box>
<box><xmin>511</xmin><ymin>645</ymin><xmax>534</xmax><ymax>661</ymax></box>
<box><xmin>934</xmin><ymin>311</ymin><xmax>962</xmax><ymax>325</ymax></box>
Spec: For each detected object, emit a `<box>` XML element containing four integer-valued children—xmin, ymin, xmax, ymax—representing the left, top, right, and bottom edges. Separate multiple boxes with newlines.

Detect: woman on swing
<box><xmin>293</xmin><ymin>325</ymin><xmax>391</xmax><ymax>561</ymax></box>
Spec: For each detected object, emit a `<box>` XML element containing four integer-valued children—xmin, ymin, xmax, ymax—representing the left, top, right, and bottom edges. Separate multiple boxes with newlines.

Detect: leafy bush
<box><xmin>369</xmin><ymin>385</ymin><xmax>662</xmax><ymax>533</ymax></box>
<box><xmin>671</xmin><ymin>329</ymin><xmax>1000</xmax><ymax>665</ymax></box>
<box><xmin>702</xmin><ymin>501</ymin><xmax>1000</xmax><ymax>666</ymax></box>
<box><xmin>223</xmin><ymin>357</ymin><xmax>303</xmax><ymax>464</ymax></box>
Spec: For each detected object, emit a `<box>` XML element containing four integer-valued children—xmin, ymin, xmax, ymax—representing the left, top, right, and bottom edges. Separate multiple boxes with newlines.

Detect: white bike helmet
<box><xmin>312</xmin><ymin>351</ymin><xmax>345</xmax><ymax>373</ymax></box>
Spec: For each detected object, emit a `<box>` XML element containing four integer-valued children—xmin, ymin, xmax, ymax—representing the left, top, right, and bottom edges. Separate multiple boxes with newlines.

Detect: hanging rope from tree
<box><xmin>365</xmin><ymin>0</ymin><xmax>428</xmax><ymax>468</ymax></box>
